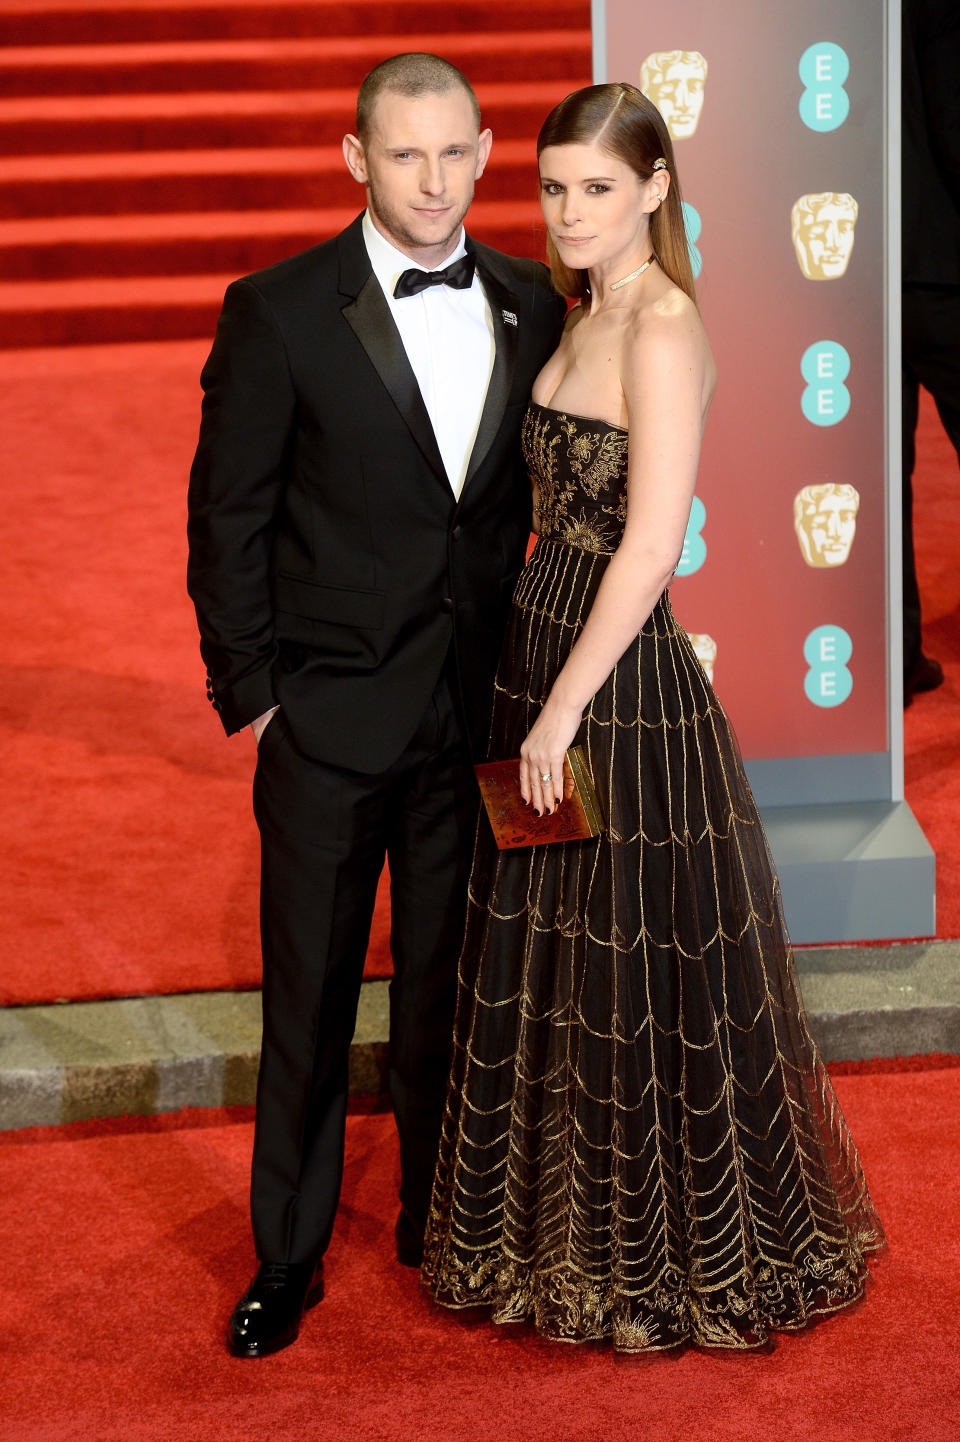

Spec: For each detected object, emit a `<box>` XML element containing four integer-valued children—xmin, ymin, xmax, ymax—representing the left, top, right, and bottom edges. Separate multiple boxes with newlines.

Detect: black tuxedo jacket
<box><xmin>903</xmin><ymin>0</ymin><xmax>960</xmax><ymax>285</ymax></box>
<box><xmin>187</xmin><ymin>213</ymin><xmax>566</xmax><ymax>772</ymax></box>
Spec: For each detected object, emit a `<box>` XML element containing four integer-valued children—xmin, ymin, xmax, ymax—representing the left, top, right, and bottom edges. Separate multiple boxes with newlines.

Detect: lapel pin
<box><xmin>502</xmin><ymin>310</ymin><xmax>518</xmax><ymax>327</ymax></box>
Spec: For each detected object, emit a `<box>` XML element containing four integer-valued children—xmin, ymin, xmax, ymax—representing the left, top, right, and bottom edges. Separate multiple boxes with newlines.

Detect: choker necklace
<box><xmin>609</xmin><ymin>255</ymin><xmax>656</xmax><ymax>291</ymax></box>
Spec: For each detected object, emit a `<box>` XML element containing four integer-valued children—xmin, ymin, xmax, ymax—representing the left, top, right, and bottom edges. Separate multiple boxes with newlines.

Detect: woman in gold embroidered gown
<box><xmin>421</xmin><ymin>83</ymin><xmax>884</xmax><ymax>1352</ymax></box>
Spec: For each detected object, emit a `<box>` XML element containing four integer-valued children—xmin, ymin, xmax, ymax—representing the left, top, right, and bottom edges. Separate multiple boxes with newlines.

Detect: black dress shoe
<box><xmin>227</xmin><ymin>1260</ymin><xmax>324</xmax><ymax>1358</ymax></box>
<box><xmin>395</xmin><ymin>1210</ymin><xmax>424</xmax><ymax>1268</ymax></box>
<box><xmin>904</xmin><ymin>653</ymin><xmax>945</xmax><ymax>707</ymax></box>
<box><xmin>909</xmin><ymin>653</ymin><xmax>944</xmax><ymax>693</ymax></box>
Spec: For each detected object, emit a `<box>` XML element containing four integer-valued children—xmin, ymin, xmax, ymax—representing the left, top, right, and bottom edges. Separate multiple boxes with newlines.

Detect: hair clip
<box><xmin>652</xmin><ymin>157</ymin><xmax>668</xmax><ymax>171</ymax></box>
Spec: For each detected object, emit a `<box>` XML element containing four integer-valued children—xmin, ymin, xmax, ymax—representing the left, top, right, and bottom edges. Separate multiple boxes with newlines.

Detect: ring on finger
<box><xmin>540</xmin><ymin>771</ymin><xmax>552</xmax><ymax>783</ymax></box>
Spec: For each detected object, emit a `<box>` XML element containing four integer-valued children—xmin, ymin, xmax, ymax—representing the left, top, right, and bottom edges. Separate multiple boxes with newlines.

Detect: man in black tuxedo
<box><xmin>187</xmin><ymin>52</ymin><xmax>565</xmax><ymax>1357</ymax></box>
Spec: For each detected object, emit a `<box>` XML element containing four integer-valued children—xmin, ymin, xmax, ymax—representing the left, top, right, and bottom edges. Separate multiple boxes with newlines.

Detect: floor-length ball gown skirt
<box><xmin>421</xmin><ymin>403</ymin><xmax>884</xmax><ymax>1352</ymax></box>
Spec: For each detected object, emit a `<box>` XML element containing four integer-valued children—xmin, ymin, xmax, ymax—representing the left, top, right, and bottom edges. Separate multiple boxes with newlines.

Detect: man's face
<box><xmin>792</xmin><ymin>195</ymin><xmax>858</xmax><ymax>279</ymax></box>
<box><xmin>343</xmin><ymin>89</ymin><xmax>492</xmax><ymax>264</ymax></box>
<box><xmin>794</xmin><ymin>486</ymin><xmax>860</xmax><ymax>566</ymax></box>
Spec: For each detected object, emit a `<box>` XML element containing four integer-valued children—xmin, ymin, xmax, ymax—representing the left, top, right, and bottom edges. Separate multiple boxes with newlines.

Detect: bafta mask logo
<box><xmin>640</xmin><ymin>50</ymin><xmax>708</xmax><ymax>139</ymax></box>
<box><xmin>791</xmin><ymin>192</ymin><xmax>859</xmax><ymax>279</ymax></box>
<box><xmin>687</xmin><ymin>633</ymin><xmax>717</xmax><ymax>685</ymax></box>
<box><xmin>794</xmin><ymin>483</ymin><xmax>860</xmax><ymax>567</ymax></box>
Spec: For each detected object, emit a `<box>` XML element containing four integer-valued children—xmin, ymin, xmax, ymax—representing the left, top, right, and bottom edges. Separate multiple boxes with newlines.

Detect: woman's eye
<box><xmin>587</xmin><ymin>184</ymin><xmax>610</xmax><ymax>194</ymax></box>
<box><xmin>541</xmin><ymin>183</ymin><xmax>562</xmax><ymax>195</ymax></box>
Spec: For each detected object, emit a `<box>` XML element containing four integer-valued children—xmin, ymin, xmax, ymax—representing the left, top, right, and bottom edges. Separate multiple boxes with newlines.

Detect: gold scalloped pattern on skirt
<box><xmin>421</xmin><ymin>402</ymin><xmax>884</xmax><ymax>1352</ymax></box>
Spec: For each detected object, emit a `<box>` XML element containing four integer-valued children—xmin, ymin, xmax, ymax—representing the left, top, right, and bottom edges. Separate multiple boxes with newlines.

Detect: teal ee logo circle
<box><xmin>801</xmin><ymin>341</ymin><xmax>850</xmax><ymax>426</ymax></box>
<box><xmin>803</xmin><ymin>624</ymin><xmax>853</xmax><ymax>706</ymax></box>
<box><xmin>799</xmin><ymin>43</ymin><xmax>850</xmax><ymax>132</ymax></box>
<box><xmin>676</xmin><ymin>495</ymin><xmax>706</xmax><ymax>576</ymax></box>
<box><xmin>682</xmin><ymin>202</ymin><xmax>702</xmax><ymax>278</ymax></box>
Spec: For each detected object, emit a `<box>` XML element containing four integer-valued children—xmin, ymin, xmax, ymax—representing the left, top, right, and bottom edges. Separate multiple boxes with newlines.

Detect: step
<box><xmin>0</xmin><ymin>30</ymin><xmax>591</xmax><ymax>97</ymax></box>
<box><xmin>0</xmin><ymin>201</ymin><xmax>547</xmax><ymax>281</ymax></box>
<box><xmin>0</xmin><ymin>0</ymin><xmax>590</xmax><ymax>46</ymax></box>
<box><xmin>0</xmin><ymin>80</ymin><xmax>587</xmax><ymax>156</ymax></box>
<box><xmin>0</xmin><ymin>271</ymin><xmax>235</xmax><ymax>346</ymax></box>
<box><xmin>3</xmin><ymin>942</ymin><xmax>960</xmax><ymax>1129</ymax></box>
<box><xmin>0</xmin><ymin>138</ymin><xmax>541</xmax><ymax>220</ymax></box>
<box><xmin>0</xmin><ymin>199</ymin><xmax>550</xmax><ymax>347</ymax></box>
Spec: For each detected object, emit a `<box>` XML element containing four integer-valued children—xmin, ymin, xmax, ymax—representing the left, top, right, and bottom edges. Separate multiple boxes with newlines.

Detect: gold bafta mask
<box><xmin>640</xmin><ymin>50</ymin><xmax>708</xmax><ymax>139</ymax></box>
<box><xmin>687</xmin><ymin>632</ymin><xmax>717</xmax><ymax>684</ymax></box>
<box><xmin>791</xmin><ymin>192</ymin><xmax>859</xmax><ymax>279</ymax></box>
<box><xmin>793</xmin><ymin>483</ymin><xmax>860</xmax><ymax>567</ymax></box>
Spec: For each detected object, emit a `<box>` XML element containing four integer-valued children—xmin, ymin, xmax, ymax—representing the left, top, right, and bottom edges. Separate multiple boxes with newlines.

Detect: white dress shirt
<box><xmin>362</xmin><ymin>210</ymin><xmax>496</xmax><ymax>500</ymax></box>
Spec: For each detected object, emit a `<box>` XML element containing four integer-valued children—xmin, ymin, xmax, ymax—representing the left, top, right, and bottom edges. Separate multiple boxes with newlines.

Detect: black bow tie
<box><xmin>393</xmin><ymin>253</ymin><xmax>476</xmax><ymax>299</ymax></box>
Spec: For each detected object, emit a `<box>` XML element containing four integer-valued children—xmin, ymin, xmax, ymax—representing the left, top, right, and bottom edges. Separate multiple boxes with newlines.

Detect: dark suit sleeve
<box><xmin>187</xmin><ymin>278</ymin><xmax>295</xmax><ymax>734</ymax></box>
<box><xmin>916</xmin><ymin>0</ymin><xmax>960</xmax><ymax>211</ymax></box>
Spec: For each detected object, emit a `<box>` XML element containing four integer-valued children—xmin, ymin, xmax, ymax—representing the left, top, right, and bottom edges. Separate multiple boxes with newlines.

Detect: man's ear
<box><xmin>475</xmin><ymin>128</ymin><xmax>493</xmax><ymax>180</ymax></box>
<box><xmin>343</xmin><ymin>133</ymin><xmax>368</xmax><ymax>184</ymax></box>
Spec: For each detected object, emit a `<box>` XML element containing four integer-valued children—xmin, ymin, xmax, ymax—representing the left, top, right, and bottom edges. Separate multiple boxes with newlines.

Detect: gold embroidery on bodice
<box><xmin>522</xmin><ymin>402</ymin><xmax>629</xmax><ymax>555</ymax></box>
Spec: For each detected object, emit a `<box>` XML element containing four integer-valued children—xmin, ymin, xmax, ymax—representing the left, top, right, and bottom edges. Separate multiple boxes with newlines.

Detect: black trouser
<box><xmin>249</xmin><ymin>661</ymin><xmax>479</xmax><ymax>1264</ymax></box>
<box><xmin>902</xmin><ymin>283</ymin><xmax>960</xmax><ymax>677</ymax></box>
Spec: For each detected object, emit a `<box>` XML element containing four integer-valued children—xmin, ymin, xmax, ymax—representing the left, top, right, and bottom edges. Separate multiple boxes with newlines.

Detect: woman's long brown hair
<box><xmin>537</xmin><ymin>82</ymin><xmax>697</xmax><ymax>307</ymax></box>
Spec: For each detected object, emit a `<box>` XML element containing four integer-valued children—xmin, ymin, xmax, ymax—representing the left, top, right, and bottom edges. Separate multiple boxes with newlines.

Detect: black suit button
<box><xmin>441</xmin><ymin>596</ymin><xmax>454</xmax><ymax>612</ymax></box>
<box><xmin>451</xmin><ymin>525</ymin><xmax>463</xmax><ymax>540</ymax></box>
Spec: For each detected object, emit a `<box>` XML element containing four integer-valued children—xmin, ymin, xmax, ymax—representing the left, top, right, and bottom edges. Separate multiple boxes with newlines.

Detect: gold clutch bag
<box><xmin>474</xmin><ymin>746</ymin><xmax>603</xmax><ymax>850</ymax></box>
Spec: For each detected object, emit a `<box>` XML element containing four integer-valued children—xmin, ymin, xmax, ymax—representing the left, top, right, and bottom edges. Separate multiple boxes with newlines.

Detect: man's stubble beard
<box><xmin>366</xmin><ymin>178</ymin><xmax>473</xmax><ymax>257</ymax></box>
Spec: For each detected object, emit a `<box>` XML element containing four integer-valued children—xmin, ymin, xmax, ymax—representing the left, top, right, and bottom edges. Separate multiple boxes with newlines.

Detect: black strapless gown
<box><xmin>421</xmin><ymin>402</ymin><xmax>884</xmax><ymax>1352</ymax></box>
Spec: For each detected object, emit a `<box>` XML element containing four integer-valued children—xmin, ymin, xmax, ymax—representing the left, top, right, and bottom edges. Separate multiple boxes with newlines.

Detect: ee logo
<box><xmin>799</xmin><ymin>42</ymin><xmax>850</xmax><ymax>133</ymax></box>
<box><xmin>682</xmin><ymin>202</ymin><xmax>702</xmax><ymax>278</ymax></box>
<box><xmin>801</xmin><ymin>340</ymin><xmax>850</xmax><ymax>426</ymax></box>
<box><xmin>676</xmin><ymin>495</ymin><xmax>706</xmax><ymax>576</ymax></box>
<box><xmin>804</xmin><ymin>624</ymin><xmax>853</xmax><ymax>707</ymax></box>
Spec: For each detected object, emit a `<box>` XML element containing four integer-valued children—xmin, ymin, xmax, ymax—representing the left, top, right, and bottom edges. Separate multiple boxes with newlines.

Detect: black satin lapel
<box><xmin>463</xmin><ymin>265</ymin><xmax>520</xmax><ymax>490</ymax></box>
<box><xmin>341</xmin><ymin>274</ymin><xmax>447</xmax><ymax>485</ymax></box>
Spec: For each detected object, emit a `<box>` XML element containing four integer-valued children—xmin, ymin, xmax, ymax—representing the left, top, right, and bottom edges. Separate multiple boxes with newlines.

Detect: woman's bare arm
<box><xmin>520</xmin><ymin>296</ymin><xmax>714</xmax><ymax>811</ymax></box>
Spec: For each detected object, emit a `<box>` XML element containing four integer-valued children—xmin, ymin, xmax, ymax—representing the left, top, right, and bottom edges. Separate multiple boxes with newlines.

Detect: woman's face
<box><xmin>538</xmin><ymin>141</ymin><xmax>653</xmax><ymax>272</ymax></box>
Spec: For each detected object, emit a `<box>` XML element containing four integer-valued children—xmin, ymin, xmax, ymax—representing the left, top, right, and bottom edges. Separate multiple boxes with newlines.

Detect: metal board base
<box><xmin>760</xmin><ymin>799</ymin><xmax>935</xmax><ymax>943</ymax></box>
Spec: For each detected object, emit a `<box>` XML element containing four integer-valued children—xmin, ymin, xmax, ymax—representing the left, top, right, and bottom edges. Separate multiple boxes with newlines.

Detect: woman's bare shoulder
<box><xmin>624</xmin><ymin>282</ymin><xmax>715</xmax><ymax>400</ymax></box>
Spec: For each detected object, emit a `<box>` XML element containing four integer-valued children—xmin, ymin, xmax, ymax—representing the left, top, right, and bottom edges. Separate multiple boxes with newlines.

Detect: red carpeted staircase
<box><xmin>0</xmin><ymin>0</ymin><xmax>592</xmax><ymax>347</ymax></box>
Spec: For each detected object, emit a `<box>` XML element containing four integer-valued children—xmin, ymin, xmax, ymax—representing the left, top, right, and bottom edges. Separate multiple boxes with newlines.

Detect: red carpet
<box><xmin>1</xmin><ymin>1062</ymin><xmax>958</xmax><ymax>1442</ymax></box>
<box><xmin>903</xmin><ymin>388</ymin><xmax>960</xmax><ymax>938</ymax></box>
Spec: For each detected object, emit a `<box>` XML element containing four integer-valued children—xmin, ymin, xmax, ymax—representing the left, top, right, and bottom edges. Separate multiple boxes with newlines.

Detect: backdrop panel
<box><xmin>592</xmin><ymin>0</ymin><xmax>934</xmax><ymax>941</ymax></box>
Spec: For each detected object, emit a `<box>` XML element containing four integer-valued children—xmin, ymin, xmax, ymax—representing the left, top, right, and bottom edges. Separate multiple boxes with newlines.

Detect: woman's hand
<box><xmin>519</xmin><ymin>694</ymin><xmax>583</xmax><ymax>815</ymax></box>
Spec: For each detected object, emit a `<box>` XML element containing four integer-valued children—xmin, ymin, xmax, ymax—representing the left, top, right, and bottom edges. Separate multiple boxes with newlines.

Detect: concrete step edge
<box><xmin>3</xmin><ymin>941</ymin><xmax>959</xmax><ymax>1130</ymax></box>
